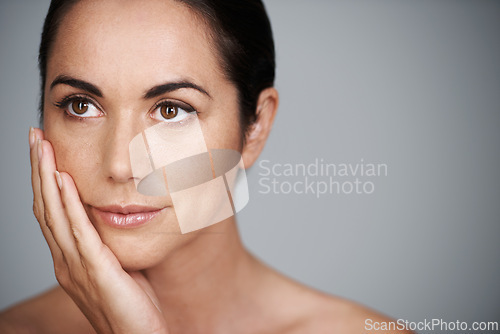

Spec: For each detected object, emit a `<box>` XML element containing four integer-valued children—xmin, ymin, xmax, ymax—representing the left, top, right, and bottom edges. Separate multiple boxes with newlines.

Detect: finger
<box><xmin>29</xmin><ymin>127</ymin><xmax>45</xmax><ymax>208</ymax></box>
<box><xmin>58</xmin><ymin>172</ymin><xmax>114</xmax><ymax>264</ymax></box>
<box><xmin>38</xmin><ymin>139</ymin><xmax>79</xmax><ymax>260</ymax></box>
<box><xmin>29</xmin><ymin>128</ymin><xmax>62</xmax><ymax>260</ymax></box>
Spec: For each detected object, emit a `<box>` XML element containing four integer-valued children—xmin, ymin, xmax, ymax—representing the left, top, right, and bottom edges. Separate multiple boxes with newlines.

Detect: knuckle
<box><xmin>44</xmin><ymin>211</ymin><xmax>54</xmax><ymax>230</ymax></box>
<box><xmin>71</xmin><ymin>226</ymin><xmax>81</xmax><ymax>240</ymax></box>
<box><xmin>53</xmin><ymin>264</ymin><xmax>69</xmax><ymax>285</ymax></box>
<box><xmin>78</xmin><ymin>256</ymin><xmax>90</xmax><ymax>274</ymax></box>
<box><xmin>32</xmin><ymin>204</ymin><xmax>42</xmax><ymax>220</ymax></box>
<box><xmin>68</xmin><ymin>258</ymin><xmax>95</xmax><ymax>291</ymax></box>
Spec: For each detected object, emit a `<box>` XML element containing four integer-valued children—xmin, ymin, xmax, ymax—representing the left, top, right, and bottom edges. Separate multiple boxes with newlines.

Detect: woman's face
<box><xmin>43</xmin><ymin>0</ymin><xmax>242</xmax><ymax>270</ymax></box>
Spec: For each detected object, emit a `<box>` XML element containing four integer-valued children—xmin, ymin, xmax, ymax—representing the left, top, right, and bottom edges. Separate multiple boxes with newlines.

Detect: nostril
<box><xmin>101</xmin><ymin>124</ymin><xmax>141</xmax><ymax>183</ymax></box>
<box><xmin>103</xmin><ymin>145</ymin><xmax>134</xmax><ymax>183</ymax></box>
<box><xmin>107</xmin><ymin>163</ymin><xmax>134</xmax><ymax>183</ymax></box>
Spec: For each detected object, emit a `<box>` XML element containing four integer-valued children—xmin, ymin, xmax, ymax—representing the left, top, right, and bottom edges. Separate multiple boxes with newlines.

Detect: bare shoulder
<box><xmin>0</xmin><ymin>286</ymin><xmax>95</xmax><ymax>334</ymax></box>
<box><xmin>270</xmin><ymin>277</ymin><xmax>414</xmax><ymax>334</ymax></box>
<box><xmin>292</xmin><ymin>292</ymin><xmax>414</xmax><ymax>334</ymax></box>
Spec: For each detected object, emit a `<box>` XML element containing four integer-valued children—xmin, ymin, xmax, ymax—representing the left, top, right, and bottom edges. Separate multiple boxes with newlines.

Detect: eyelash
<box><xmin>152</xmin><ymin>100</ymin><xmax>196</xmax><ymax>114</ymax></box>
<box><xmin>53</xmin><ymin>95</ymin><xmax>197</xmax><ymax>120</ymax></box>
<box><xmin>149</xmin><ymin>100</ymin><xmax>198</xmax><ymax>123</ymax></box>
<box><xmin>53</xmin><ymin>94</ymin><xmax>100</xmax><ymax>120</ymax></box>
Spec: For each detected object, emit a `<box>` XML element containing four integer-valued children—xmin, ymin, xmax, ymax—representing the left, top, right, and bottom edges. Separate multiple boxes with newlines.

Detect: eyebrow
<box><xmin>50</xmin><ymin>75</ymin><xmax>103</xmax><ymax>97</ymax></box>
<box><xmin>50</xmin><ymin>75</ymin><xmax>211</xmax><ymax>100</ymax></box>
<box><xmin>144</xmin><ymin>81</ymin><xmax>211</xmax><ymax>100</ymax></box>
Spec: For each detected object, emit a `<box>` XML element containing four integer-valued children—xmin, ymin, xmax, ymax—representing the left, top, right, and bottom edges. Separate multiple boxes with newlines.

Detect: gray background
<box><xmin>1</xmin><ymin>0</ymin><xmax>499</xmax><ymax>331</ymax></box>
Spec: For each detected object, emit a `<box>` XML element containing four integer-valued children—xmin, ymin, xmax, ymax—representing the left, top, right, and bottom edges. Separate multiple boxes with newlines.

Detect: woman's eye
<box><xmin>161</xmin><ymin>105</ymin><xmax>178</xmax><ymax>119</ymax></box>
<box><xmin>67</xmin><ymin>99</ymin><xmax>102</xmax><ymax>118</ymax></box>
<box><xmin>152</xmin><ymin>103</ymin><xmax>193</xmax><ymax>122</ymax></box>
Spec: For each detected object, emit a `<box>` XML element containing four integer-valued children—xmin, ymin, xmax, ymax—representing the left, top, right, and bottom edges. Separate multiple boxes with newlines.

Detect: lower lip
<box><xmin>92</xmin><ymin>208</ymin><xmax>163</xmax><ymax>229</ymax></box>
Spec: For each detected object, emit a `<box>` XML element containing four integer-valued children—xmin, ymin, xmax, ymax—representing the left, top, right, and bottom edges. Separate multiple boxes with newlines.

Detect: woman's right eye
<box><xmin>57</xmin><ymin>98</ymin><xmax>103</xmax><ymax>118</ymax></box>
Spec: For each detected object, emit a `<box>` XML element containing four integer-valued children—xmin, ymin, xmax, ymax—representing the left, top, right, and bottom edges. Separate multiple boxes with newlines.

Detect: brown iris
<box><xmin>71</xmin><ymin>100</ymin><xmax>89</xmax><ymax>115</ymax></box>
<box><xmin>160</xmin><ymin>105</ymin><xmax>178</xmax><ymax>120</ymax></box>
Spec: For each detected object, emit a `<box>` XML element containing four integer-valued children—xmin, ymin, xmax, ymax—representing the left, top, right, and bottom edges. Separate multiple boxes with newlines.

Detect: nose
<box><xmin>102</xmin><ymin>118</ymin><xmax>138</xmax><ymax>183</ymax></box>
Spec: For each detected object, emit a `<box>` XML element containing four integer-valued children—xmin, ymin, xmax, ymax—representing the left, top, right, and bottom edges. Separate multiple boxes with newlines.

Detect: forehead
<box><xmin>47</xmin><ymin>0</ymin><xmax>220</xmax><ymax>94</ymax></box>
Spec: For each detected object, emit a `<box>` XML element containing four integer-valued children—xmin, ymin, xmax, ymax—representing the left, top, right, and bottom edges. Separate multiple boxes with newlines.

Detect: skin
<box><xmin>0</xmin><ymin>0</ymin><xmax>413</xmax><ymax>333</ymax></box>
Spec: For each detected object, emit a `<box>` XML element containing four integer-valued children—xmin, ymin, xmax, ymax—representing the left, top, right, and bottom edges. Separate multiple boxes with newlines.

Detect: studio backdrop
<box><xmin>1</xmin><ymin>1</ymin><xmax>499</xmax><ymax>331</ymax></box>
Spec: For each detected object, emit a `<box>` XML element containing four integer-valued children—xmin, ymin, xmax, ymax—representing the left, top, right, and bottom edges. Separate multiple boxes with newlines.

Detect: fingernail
<box><xmin>29</xmin><ymin>127</ymin><xmax>35</xmax><ymax>148</ymax></box>
<box><xmin>55</xmin><ymin>171</ymin><xmax>63</xmax><ymax>190</ymax></box>
<box><xmin>37</xmin><ymin>139</ymin><xmax>43</xmax><ymax>162</ymax></box>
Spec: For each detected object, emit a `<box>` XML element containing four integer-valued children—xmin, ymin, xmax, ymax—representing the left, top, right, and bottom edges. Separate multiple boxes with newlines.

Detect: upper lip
<box><xmin>93</xmin><ymin>205</ymin><xmax>164</xmax><ymax>215</ymax></box>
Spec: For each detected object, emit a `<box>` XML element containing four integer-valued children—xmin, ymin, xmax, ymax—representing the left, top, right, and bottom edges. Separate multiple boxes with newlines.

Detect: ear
<box><xmin>241</xmin><ymin>87</ymin><xmax>279</xmax><ymax>169</ymax></box>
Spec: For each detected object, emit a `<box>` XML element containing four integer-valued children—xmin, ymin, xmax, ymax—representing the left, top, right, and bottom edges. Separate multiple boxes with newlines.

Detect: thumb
<box><xmin>128</xmin><ymin>271</ymin><xmax>163</xmax><ymax>314</ymax></box>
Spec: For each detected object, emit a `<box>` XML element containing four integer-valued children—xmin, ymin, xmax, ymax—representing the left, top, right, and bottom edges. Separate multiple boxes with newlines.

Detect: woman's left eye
<box><xmin>151</xmin><ymin>103</ymin><xmax>193</xmax><ymax>122</ymax></box>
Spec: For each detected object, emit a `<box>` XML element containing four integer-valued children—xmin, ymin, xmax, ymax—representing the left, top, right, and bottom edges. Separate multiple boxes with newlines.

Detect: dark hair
<box><xmin>38</xmin><ymin>0</ymin><xmax>276</xmax><ymax>135</ymax></box>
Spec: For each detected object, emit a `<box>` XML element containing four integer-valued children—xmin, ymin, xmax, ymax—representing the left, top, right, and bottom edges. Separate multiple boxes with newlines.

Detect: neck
<box><xmin>142</xmin><ymin>218</ymin><xmax>263</xmax><ymax>332</ymax></box>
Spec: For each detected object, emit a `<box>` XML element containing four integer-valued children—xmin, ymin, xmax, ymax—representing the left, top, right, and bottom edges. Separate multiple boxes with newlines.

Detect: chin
<box><xmin>90</xmin><ymin>211</ymin><xmax>189</xmax><ymax>271</ymax></box>
<box><xmin>101</xmin><ymin>230</ymin><xmax>187</xmax><ymax>272</ymax></box>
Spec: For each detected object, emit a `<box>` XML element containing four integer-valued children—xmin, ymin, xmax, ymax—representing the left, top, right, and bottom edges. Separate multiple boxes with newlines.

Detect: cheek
<box><xmin>201</xmin><ymin>107</ymin><xmax>243</xmax><ymax>152</ymax></box>
<box><xmin>52</xmin><ymin>140</ymin><xmax>99</xmax><ymax>177</ymax></box>
<box><xmin>44</xmin><ymin>117</ymin><xmax>103</xmax><ymax>199</ymax></box>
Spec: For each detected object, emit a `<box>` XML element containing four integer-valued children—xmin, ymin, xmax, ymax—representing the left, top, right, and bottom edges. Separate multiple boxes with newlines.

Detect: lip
<box><xmin>91</xmin><ymin>205</ymin><xmax>165</xmax><ymax>229</ymax></box>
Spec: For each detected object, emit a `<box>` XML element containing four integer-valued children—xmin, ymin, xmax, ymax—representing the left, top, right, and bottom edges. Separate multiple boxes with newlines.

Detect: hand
<box><xmin>29</xmin><ymin>127</ymin><xmax>169</xmax><ymax>334</ymax></box>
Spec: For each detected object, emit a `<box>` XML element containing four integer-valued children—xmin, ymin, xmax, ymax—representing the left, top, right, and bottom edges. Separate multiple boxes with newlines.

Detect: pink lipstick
<box><xmin>92</xmin><ymin>205</ymin><xmax>164</xmax><ymax>229</ymax></box>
